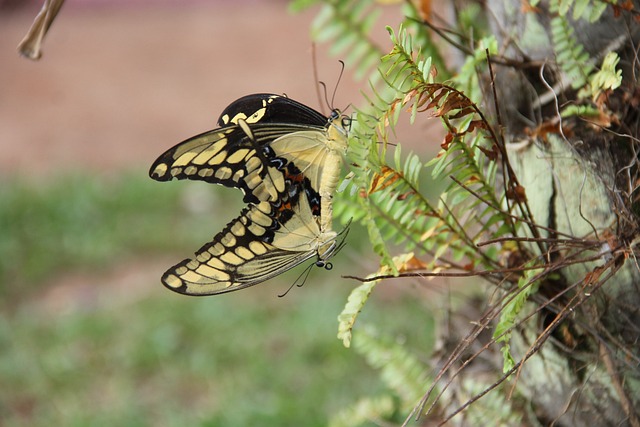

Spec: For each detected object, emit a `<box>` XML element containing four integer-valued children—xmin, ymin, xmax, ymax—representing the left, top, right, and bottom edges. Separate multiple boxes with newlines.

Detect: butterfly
<box><xmin>161</xmin><ymin>183</ymin><xmax>349</xmax><ymax>295</ymax></box>
<box><xmin>150</xmin><ymin>94</ymin><xmax>348</xmax><ymax>210</ymax></box>
<box><xmin>149</xmin><ymin>94</ymin><xmax>350</xmax><ymax>295</ymax></box>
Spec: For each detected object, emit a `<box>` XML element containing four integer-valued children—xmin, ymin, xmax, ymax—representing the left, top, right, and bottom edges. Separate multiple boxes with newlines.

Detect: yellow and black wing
<box><xmin>217</xmin><ymin>94</ymin><xmax>349</xmax><ymax>213</ymax></box>
<box><xmin>149</xmin><ymin>123</ymin><xmax>290</xmax><ymax>204</ymax></box>
<box><xmin>149</xmin><ymin>94</ymin><xmax>348</xmax><ymax>207</ymax></box>
<box><xmin>162</xmin><ymin>189</ymin><xmax>344</xmax><ymax>296</ymax></box>
<box><xmin>217</xmin><ymin>93</ymin><xmax>329</xmax><ymax>128</ymax></box>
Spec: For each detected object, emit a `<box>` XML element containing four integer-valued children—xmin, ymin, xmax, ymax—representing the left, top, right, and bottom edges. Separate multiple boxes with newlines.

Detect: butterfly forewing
<box><xmin>149</xmin><ymin>94</ymin><xmax>333</xmax><ymax>205</ymax></box>
<box><xmin>150</xmin><ymin>125</ymin><xmax>293</xmax><ymax>203</ymax></box>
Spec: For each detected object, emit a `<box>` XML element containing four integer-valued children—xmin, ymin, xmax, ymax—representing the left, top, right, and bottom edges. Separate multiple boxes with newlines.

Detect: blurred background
<box><xmin>0</xmin><ymin>1</ymin><xmax>439</xmax><ymax>425</ymax></box>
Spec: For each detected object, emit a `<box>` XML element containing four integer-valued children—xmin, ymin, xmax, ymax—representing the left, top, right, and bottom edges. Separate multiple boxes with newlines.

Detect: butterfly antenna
<box><xmin>331</xmin><ymin>60</ymin><xmax>345</xmax><ymax>110</ymax></box>
<box><xmin>333</xmin><ymin>219</ymin><xmax>352</xmax><ymax>256</ymax></box>
<box><xmin>319</xmin><ymin>81</ymin><xmax>331</xmax><ymax>115</ymax></box>
<box><xmin>278</xmin><ymin>262</ymin><xmax>315</xmax><ymax>298</ymax></box>
<box><xmin>334</xmin><ymin>233</ymin><xmax>350</xmax><ymax>256</ymax></box>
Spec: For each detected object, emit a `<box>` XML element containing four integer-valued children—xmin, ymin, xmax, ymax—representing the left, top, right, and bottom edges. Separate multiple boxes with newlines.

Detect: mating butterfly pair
<box><xmin>149</xmin><ymin>94</ymin><xmax>349</xmax><ymax>296</ymax></box>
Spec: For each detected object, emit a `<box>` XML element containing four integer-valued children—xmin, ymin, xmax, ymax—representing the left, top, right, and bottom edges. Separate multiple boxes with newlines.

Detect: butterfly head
<box><xmin>328</xmin><ymin>107</ymin><xmax>353</xmax><ymax>129</ymax></box>
<box><xmin>314</xmin><ymin>219</ymin><xmax>351</xmax><ymax>270</ymax></box>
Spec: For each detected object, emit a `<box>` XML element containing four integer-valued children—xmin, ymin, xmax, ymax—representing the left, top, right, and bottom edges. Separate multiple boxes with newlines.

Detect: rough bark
<box><xmin>445</xmin><ymin>2</ymin><xmax>640</xmax><ymax>425</ymax></box>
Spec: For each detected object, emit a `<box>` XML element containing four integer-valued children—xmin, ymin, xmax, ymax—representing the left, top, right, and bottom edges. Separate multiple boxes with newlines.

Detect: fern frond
<box><xmin>336</xmin><ymin>102</ymin><xmax>399</xmax><ymax>268</ymax></box>
<box><xmin>329</xmin><ymin>395</ymin><xmax>396</xmax><ymax>427</ymax></box>
<box><xmin>341</xmin><ymin>24</ymin><xmax>516</xmax><ymax>273</ymax></box>
<box><xmin>560</xmin><ymin>104</ymin><xmax>601</xmax><ymax>119</ymax></box>
<box><xmin>549</xmin><ymin>0</ymin><xmax>611</xmax><ymax>22</ymax></box>
<box><xmin>550</xmin><ymin>14</ymin><xmax>593</xmax><ymax>89</ymax></box>
<box><xmin>493</xmin><ymin>263</ymin><xmax>544</xmax><ymax>373</ymax></box>
<box><xmin>429</xmin><ymin>126</ymin><xmax>513</xmax><ymax>246</ymax></box>
<box><xmin>583</xmin><ymin>51</ymin><xmax>623</xmax><ymax>100</ymax></box>
<box><xmin>400</xmin><ymin>1</ymin><xmax>449</xmax><ymax>79</ymax></box>
<box><xmin>337</xmin><ymin>279</ymin><xmax>377</xmax><ymax>348</ymax></box>
<box><xmin>308</xmin><ymin>0</ymin><xmax>387</xmax><ymax>81</ymax></box>
<box><xmin>353</xmin><ymin>325</ymin><xmax>432</xmax><ymax>408</ymax></box>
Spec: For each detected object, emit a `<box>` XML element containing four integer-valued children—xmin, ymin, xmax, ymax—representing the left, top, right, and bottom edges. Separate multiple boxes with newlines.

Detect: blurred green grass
<box><xmin>0</xmin><ymin>173</ymin><xmax>225</xmax><ymax>291</ymax></box>
<box><xmin>0</xmin><ymin>172</ymin><xmax>434</xmax><ymax>426</ymax></box>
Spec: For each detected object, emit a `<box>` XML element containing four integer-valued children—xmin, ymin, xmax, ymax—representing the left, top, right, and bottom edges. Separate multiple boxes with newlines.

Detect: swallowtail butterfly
<box><xmin>161</xmin><ymin>183</ymin><xmax>348</xmax><ymax>295</ymax></box>
<box><xmin>149</xmin><ymin>94</ymin><xmax>349</xmax><ymax>295</ymax></box>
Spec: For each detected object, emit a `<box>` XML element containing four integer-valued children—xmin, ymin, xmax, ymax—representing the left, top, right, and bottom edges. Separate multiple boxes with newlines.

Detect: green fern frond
<box><xmin>493</xmin><ymin>263</ymin><xmax>544</xmax><ymax>373</ymax></box>
<box><xmin>342</xmin><ymin>24</ymin><xmax>514</xmax><ymax>272</ymax></box>
<box><xmin>429</xmin><ymin>129</ymin><xmax>511</xmax><ymax>245</ymax></box>
<box><xmin>582</xmin><ymin>51</ymin><xmax>623</xmax><ymax>100</ymax></box>
<box><xmin>549</xmin><ymin>0</ymin><xmax>611</xmax><ymax>22</ymax></box>
<box><xmin>360</xmin><ymin>148</ymin><xmax>454</xmax><ymax>265</ymax></box>
<box><xmin>329</xmin><ymin>395</ymin><xmax>396</xmax><ymax>427</ymax></box>
<box><xmin>550</xmin><ymin>15</ymin><xmax>593</xmax><ymax>89</ymax></box>
<box><xmin>548</xmin><ymin>0</ymin><xmax>618</xmax><ymax>90</ymax></box>
<box><xmin>383</xmin><ymin>25</ymin><xmax>435</xmax><ymax>95</ymax></box>
<box><xmin>353</xmin><ymin>325</ymin><xmax>432</xmax><ymax>409</ymax></box>
<box><xmin>335</xmin><ymin>33</ymin><xmax>420</xmax><ymax>266</ymax></box>
<box><xmin>337</xmin><ymin>279</ymin><xmax>377</xmax><ymax>348</ymax></box>
<box><xmin>336</xmin><ymin>102</ymin><xmax>400</xmax><ymax>268</ymax></box>
<box><xmin>306</xmin><ymin>0</ymin><xmax>387</xmax><ymax>81</ymax></box>
<box><xmin>560</xmin><ymin>104</ymin><xmax>601</xmax><ymax>118</ymax></box>
<box><xmin>400</xmin><ymin>1</ymin><xmax>449</xmax><ymax>79</ymax></box>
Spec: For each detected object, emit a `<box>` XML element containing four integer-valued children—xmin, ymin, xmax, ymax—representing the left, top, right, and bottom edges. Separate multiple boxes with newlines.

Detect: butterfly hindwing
<box><xmin>162</xmin><ymin>200</ymin><xmax>282</xmax><ymax>295</ymax></box>
<box><xmin>219</xmin><ymin>93</ymin><xmax>349</xmax><ymax>221</ymax></box>
<box><xmin>217</xmin><ymin>93</ymin><xmax>327</xmax><ymax>127</ymax></box>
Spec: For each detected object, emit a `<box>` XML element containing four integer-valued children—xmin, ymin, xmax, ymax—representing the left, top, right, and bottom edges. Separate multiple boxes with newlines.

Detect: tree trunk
<box><xmin>448</xmin><ymin>1</ymin><xmax>640</xmax><ymax>425</ymax></box>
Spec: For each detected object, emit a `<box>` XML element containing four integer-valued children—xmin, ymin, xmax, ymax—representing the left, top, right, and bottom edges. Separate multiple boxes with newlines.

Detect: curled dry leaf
<box><xmin>17</xmin><ymin>0</ymin><xmax>66</xmax><ymax>60</ymax></box>
<box><xmin>392</xmin><ymin>252</ymin><xmax>428</xmax><ymax>273</ymax></box>
<box><xmin>396</xmin><ymin>190</ymin><xmax>416</xmax><ymax>201</ymax></box>
<box><xmin>478</xmin><ymin>144</ymin><xmax>499</xmax><ymax>161</ymax></box>
<box><xmin>440</xmin><ymin>132</ymin><xmax>454</xmax><ymax>150</ymax></box>
<box><xmin>368</xmin><ymin>166</ymin><xmax>402</xmax><ymax>194</ymax></box>
<box><xmin>436</xmin><ymin>92</ymin><xmax>471</xmax><ymax>117</ymax></box>
<box><xmin>467</xmin><ymin>119</ymin><xmax>487</xmax><ymax>132</ymax></box>
<box><xmin>506</xmin><ymin>184</ymin><xmax>527</xmax><ymax>202</ymax></box>
<box><xmin>524</xmin><ymin>120</ymin><xmax>568</xmax><ymax>143</ymax></box>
